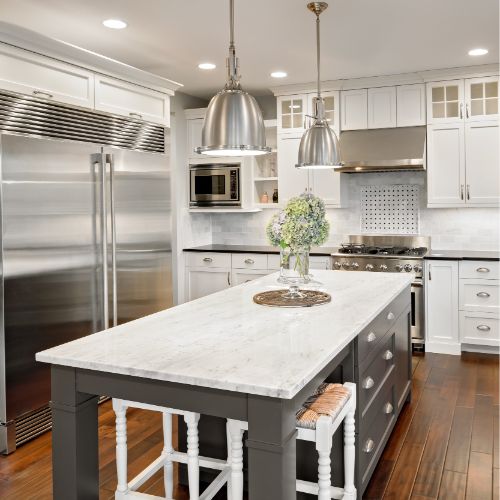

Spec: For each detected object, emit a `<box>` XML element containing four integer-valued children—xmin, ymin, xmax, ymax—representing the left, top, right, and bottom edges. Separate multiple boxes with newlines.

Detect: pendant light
<box><xmin>196</xmin><ymin>0</ymin><xmax>270</xmax><ymax>157</ymax></box>
<box><xmin>296</xmin><ymin>2</ymin><xmax>342</xmax><ymax>169</ymax></box>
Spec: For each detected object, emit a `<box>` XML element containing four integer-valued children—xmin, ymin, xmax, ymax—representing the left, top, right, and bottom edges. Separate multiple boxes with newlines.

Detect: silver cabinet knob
<box><xmin>387</xmin><ymin>312</ymin><xmax>395</xmax><ymax>321</ymax></box>
<box><xmin>363</xmin><ymin>439</ymin><xmax>375</xmax><ymax>453</ymax></box>
<box><xmin>244</xmin><ymin>258</ymin><xmax>255</xmax><ymax>264</ymax></box>
<box><xmin>476</xmin><ymin>292</ymin><xmax>490</xmax><ymax>298</ymax></box>
<box><xmin>477</xmin><ymin>325</ymin><xmax>491</xmax><ymax>332</ymax></box>
<box><xmin>203</xmin><ymin>257</ymin><xmax>213</xmax><ymax>263</ymax></box>
<box><xmin>382</xmin><ymin>350</ymin><xmax>393</xmax><ymax>361</ymax></box>
<box><xmin>477</xmin><ymin>267</ymin><xmax>490</xmax><ymax>273</ymax></box>
<box><xmin>379</xmin><ymin>264</ymin><xmax>388</xmax><ymax>271</ymax></box>
<box><xmin>367</xmin><ymin>332</ymin><xmax>377</xmax><ymax>343</ymax></box>
<box><xmin>365</xmin><ymin>264</ymin><xmax>374</xmax><ymax>271</ymax></box>
<box><xmin>383</xmin><ymin>402</ymin><xmax>394</xmax><ymax>415</ymax></box>
<box><xmin>362</xmin><ymin>376</ymin><xmax>375</xmax><ymax>389</ymax></box>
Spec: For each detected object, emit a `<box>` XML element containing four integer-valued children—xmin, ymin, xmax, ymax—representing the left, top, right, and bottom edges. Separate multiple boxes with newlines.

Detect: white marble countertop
<box><xmin>36</xmin><ymin>271</ymin><xmax>413</xmax><ymax>399</ymax></box>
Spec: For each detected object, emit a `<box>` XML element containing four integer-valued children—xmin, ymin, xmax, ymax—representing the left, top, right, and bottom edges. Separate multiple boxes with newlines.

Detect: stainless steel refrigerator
<box><xmin>0</xmin><ymin>91</ymin><xmax>172</xmax><ymax>453</ymax></box>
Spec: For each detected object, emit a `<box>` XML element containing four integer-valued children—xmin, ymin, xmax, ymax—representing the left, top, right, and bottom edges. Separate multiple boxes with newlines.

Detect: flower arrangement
<box><xmin>266</xmin><ymin>192</ymin><xmax>330</xmax><ymax>251</ymax></box>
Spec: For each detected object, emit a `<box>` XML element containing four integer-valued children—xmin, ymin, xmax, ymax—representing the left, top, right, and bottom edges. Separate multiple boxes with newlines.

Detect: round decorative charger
<box><xmin>253</xmin><ymin>289</ymin><xmax>331</xmax><ymax>308</ymax></box>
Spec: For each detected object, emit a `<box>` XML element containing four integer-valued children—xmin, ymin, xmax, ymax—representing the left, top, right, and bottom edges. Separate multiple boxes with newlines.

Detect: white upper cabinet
<box><xmin>309</xmin><ymin>169</ymin><xmax>343</xmax><ymax>208</ymax></box>
<box><xmin>340</xmin><ymin>89</ymin><xmax>368</xmax><ymax>130</ymax></box>
<box><xmin>307</xmin><ymin>91</ymin><xmax>340</xmax><ymax>135</ymax></box>
<box><xmin>368</xmin><ymin>87</ymin><xmax>397</xmax><ymax>129</ymax></box>
<box><xmin>465</xmin><ymin>76</ymin><xmax>499</xmax><ymax>121</ymax></box>
<box><xmin>396</xmin><ymin>84</ymin><xmax>426</xmax><ymax>126</ymax></box>
<box><xmin>465</xmin><ymin>120</ymin><xmax>499</xmax><ymax>205</ymax></box>
<box><xmin>95</xmin><ymin>75</ymin><xmax>170</xmax><ymax>126</ymax></box>
<box><xmin>277</xmin><ymin>134</ymin><xmax>310</xmax><ymax>202</ymax></box>
<box><xmin>0</xmin><ymin>44</ymin><xmax>94</xmax><ymax>108</ymax></box>
<box><xmin>277</xmin><ymin>94</ymin><xmax>308</xmax><ymax>134</ymax></box>
<box><xmin>187</xmin><ymin>118</ymin><xmax>204</xmax><ymax>157</ymax></box>
<box><xmin>427</xmin><ymin>80</ymin><xmax>464</xmax><ymax>124</ymax></box>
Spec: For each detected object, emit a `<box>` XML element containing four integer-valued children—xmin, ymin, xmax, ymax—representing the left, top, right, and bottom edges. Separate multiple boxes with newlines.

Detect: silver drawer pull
<box><xmin>477</xmin><ymin>267</ymin><xmax>490</xmax><ymax>273</ymax></box>
<box><xmin>363</xmin><ymin>439</ymin><xmax>375</xmax><ymax>453</ymax></box>
<box><xmin>383</xmin><ymin>402</ymin><xmax>394</xmax><ymax>415</ymax></box>
<box><xmin>367</xmin><ymin>332</ymin><xmax>377</xmax><ymax>343</ymax></box>
<box><xmin>129</xmin><ymin>112</ymin><xmax>143</xmax><ymax>119</ymax></box>
<box><xmin>362</xmin><ymin>376</ymin><xmax>375</xmax><ymax>390</ymax></box>
<box><xmin>477</xmin><ymin>325</ymin><xmax>491</xmax><ymax>332</ymax></box>
<box><xmin>244</xmin><ymin>258</ymin><xmax>255</xmax><ymax>264</ymax></box>
<box><xmin>382</xmin><ymin>350</ymin><xmax>393</xmax><ymax>361</ymax></box>
<box><xmin>387</xmin><ymin>312</ymin><xmax>395</xmax><ymax>321</ymax></box>
<box><xmin>476</xmin><ymin>292</ymin><xmax>490</xmax><ymax>298</ymax></box>
<box><xmin>33</xmin><ymin>90</ymin><xmax>53</xmax><ymax>99</ymax></box>
<box><xmin>202</xmin><ymin>257</ymin><xmax>213</xmax><ymax>263</ymax></box>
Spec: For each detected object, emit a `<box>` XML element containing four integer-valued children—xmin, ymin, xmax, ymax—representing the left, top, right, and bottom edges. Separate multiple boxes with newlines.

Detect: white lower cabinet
<box><xmin>460</xmin><ymin>311</ymin><xmax>499</xmax><ymax>347</ymax></box>
<box><xmin>231</xmin><ymin>269</ymin><xmax>269</xmax><ymax>286</ymax></box>
<box><xmin>425</xmin><ymin>260</ymin><xmax>460</xmax><ymax>354</ymax></box>
<box><xmin>185</xmin><ymin>267</ymin><xmax>231</xmax><ymax>301</ymax></box>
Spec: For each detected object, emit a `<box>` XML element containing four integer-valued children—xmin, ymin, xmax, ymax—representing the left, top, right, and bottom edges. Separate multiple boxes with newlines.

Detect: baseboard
<box><xmin>461</xmin><ymin>343</ymin><xmax>500</xmax><ymax>355</ymax></box>
<box><xmin>425</xmin><ymin>341</ymin><xmax>461</xmax><ymax>355</ymax></box>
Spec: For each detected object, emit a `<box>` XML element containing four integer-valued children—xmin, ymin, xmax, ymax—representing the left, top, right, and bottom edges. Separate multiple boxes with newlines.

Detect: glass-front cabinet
<box><xmin>277</xmin><ymin>94</ymin><xmax>307</xmax><ymax>134</ymax></box>
<box><xmin>466</xmin><ymin>76</ymin><xmax>499</xmax><ymax>121</ymax></box>
<box><xmin>427</xmin><ymin>80</ymin><xmax>464</xmax><ymax>123</ymax></box>
<box><xmin>307</xmin><ymin>90</ymin><xmax>340</xmax><ymax>135</ymax></box>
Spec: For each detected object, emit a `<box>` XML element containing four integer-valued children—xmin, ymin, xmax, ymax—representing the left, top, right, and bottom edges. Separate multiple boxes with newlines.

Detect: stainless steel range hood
<box><xmin>337</xmin><ymin>126</ymin><xmax>426</xmax><ymax>173</ymax></box>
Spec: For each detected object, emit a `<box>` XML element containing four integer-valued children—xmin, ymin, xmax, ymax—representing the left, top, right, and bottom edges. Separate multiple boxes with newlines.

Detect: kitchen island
<box><xmin>36</xmin><ymin>270</ymin><xmax>413</xmax><ymax>499</ymax></box>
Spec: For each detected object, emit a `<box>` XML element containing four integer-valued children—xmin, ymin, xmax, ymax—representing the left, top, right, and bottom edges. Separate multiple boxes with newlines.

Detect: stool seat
<box><xmin>296</xmin><ymin>383</ymin><xmax>352</xmax><ymax>430</ymax></box>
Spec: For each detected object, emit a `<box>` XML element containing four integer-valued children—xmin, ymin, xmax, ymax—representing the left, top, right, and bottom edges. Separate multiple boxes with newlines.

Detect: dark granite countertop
<box><xmin>424</xmin><ymin>250</ymin><xmax>500</xmax><ymax>261</ymax></box>
<box><xmin>183</xmin><ymin>244</ymin><xmax>336</xmax><ymax>256</ymax></box>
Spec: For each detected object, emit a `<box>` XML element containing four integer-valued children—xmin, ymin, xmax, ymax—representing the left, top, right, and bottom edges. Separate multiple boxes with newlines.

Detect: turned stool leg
<box><xmin>113</xmin><ymin>399</ymin><xmax>129</xmax><ymax>499</ymax></box>
<box><xmin>343</xmin><ymin>384</ymin><xmax>357</xmax><ymax>500</ymax></box>
<box><xmin>315</xmin><ymin>416</ymin><xmax>333</xmax><ymax>500</ymax></box>
<box><xmin>162</xmin><ymin>412</ymin><xmax>174</xmax><ymax>500</ymax></box>
<box><xmin>227</xmin><ymin>419</ymin><xmax>244</xmax><ymax>500</ymax></box>
<box><xmin>226</xmin><ymin>421</ymin><xmax>233</xmax><ymax>500</ymax></box>
<box><xmin>184</xmin><ymin>413</ymin><xmax>200</xmax><ymax>500</ymax></box>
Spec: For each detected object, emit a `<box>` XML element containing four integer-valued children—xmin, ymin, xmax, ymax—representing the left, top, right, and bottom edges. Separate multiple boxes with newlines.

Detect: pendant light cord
<box><xmin>316</xmin><ymin>12</ymin><xmax>321</xmax><ymax>99</ymax></box>
<box><xmin>226</xmin><ymin>0</ymin><xmax>240</xmax><ymax>89</ymax></box>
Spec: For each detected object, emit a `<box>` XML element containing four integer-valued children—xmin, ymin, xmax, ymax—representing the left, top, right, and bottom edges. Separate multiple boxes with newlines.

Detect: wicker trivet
<box><xmin>253</xmin><ymin>289</ymin><xmax>331</xmax><ymax>308</ymax></box>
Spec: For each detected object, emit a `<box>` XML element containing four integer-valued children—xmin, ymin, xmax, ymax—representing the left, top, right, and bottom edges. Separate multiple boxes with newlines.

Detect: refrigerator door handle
<box><xmin>107</xmin><ymin>154</ymin><xmax>118</xmax><ymax>328</ymax></box>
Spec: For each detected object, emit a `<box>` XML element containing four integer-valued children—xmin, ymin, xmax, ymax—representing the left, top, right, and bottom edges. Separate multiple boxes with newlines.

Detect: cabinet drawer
<box><xmin>187</xmin><ymin>252</ymin><xmax>231</xmax><ymax>268</ymax></box>
<box><xmin>231</xmin><ymin>253</ymin><xmax>268</xmax><ymax>270</ymax></box>
<box><xmin>309</xmin><ymin>256</ymin><xmax>331</xmax><ymax>270</ymax></box>
<box><xmin>460</xmin><ymin>311</ymin><xmax>499</xmax><ymax>346</ymax></box>
<box><xmin>95</xmin><ymin>76</ymin><xmax>170</xmax><ymax>126</ymax></box>
<box><xmin>267</xmin><ymin>253</ymin><xmax>281</xmax><ymax>270</ymax></box>
<box><xmin>0</xmin><ymin>44</ymin><xmax>94</xmax><ymax>108</ymax></box>
<box><xmin>359</xmin><ymin>334</ymin><xmax>395</xmax><ymax>414</ymax></box>
<box><xmin>357</xmin><ymin>289</ymin><xmax>408</xmax><ymax>363</ymax></box>
<box><xmin>460</xmin><ymin>279</ymin><xmax>499</xmax><ymax>313</ymax></box>
<box><xmin>360</xmin><ymin>377</ymin><xmax>396</xmax><ymax>487</ymax></box>
<box><xmin>460</xmin><ymin>260</ymin><xmax>499</xmax><ymax>279</ymax></box>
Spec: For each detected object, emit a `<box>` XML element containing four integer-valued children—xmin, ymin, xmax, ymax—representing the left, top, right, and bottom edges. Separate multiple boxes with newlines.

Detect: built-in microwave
<box><xmin>189</xmin><ymin>164</ymin><xmax>241</xmax><ymax>207</ymax></box>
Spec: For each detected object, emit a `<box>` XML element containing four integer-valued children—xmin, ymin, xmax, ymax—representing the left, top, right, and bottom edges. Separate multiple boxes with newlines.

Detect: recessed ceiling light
<box><xmin>102</xmin><ymin>19</ymin><xmax>127</xmax><ymax>29</ymax></box>
<box><xmin>198</xmin><ymin>63</ymin><xmax>216</xmax><ymax>70</ymax></box>
<box><xmin>468</xmin><ymin>48</ymin><xmax>488</xmax><ymax>56</ymax></box>
<box><xmin>271</xmin><ymin>71</ymin><xmax>288</xmax><ymax>78</ymax></box>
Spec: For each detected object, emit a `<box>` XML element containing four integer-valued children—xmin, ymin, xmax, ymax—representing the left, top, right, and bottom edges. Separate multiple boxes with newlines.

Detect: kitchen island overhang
<box><xmin>37</xmin><ymin>270</ymin><xmax>413</xmax><ymax>500</ymax></box>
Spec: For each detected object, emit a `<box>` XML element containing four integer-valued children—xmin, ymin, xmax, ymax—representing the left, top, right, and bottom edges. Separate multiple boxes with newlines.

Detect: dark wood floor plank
<box><xmin>494</xmin><ymin>405</ymin><xmax>499</xmax><ymax>470</ymax></box>
<box><xmin>438</xmin><ymin>470</ymin><xmax>467</xmax><ymax>500</ymax></box>
<box><xmin>456</xmin><ymin>354</ymin><xmax>478</xmax><ymax>408</ymax></box>
<box><xmin>470</xmin><ymin>394</ymin><xmax>494</xmax><ymax>455</ymax></box>
<box><xmin>444</xmin><ymin>406</ymin><xmax>474</xmax><ymax>474</ymax></box>
<box><xmin>466</xmin><ymin>452</ymin><xmax>493</xmax><ymax>500</ymax></box>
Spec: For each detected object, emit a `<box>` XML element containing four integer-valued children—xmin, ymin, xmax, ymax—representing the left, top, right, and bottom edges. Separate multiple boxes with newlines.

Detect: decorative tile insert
<box><xmin>361</xmin><ymin>185</ymin><xmax>419</xmax><ymax>234</ymax></box>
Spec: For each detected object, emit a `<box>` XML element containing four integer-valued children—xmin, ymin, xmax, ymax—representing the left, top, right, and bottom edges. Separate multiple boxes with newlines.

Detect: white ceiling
<box><xmin>0</xmin><ymin>0</ymin><xmax>498</xmax><ymax>98</ymax></box>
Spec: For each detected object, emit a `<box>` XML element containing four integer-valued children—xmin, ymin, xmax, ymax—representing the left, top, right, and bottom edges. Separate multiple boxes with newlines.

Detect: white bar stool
<box><xmin>227</xmin><ymin>382</ymin><xmax>357</xmax><ymax>500</ymax></box>
<box><xmin>112</xmin><ymin>399</ymin><xmax>231</xmax><ymax>500</ymax></box>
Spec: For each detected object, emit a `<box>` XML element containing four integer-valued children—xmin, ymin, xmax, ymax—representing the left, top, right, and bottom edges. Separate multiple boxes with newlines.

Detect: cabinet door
<box><xmin>231</xmin><ymin>269</ymin><xmax>270</xmax><ymax>286</ymax></box>
<box><xmin>341</xmin><ymin>89</ymin><xmax>368</xmax><ymax>130</ymax></box>
<box><xmin>425</xmin><ymin>260</ymin><xmax>459</xmax><ymax>352</ymax></box>
<box><xmin>277</xmin><ymin>135</ymin><xmax>310</xmax><ymax>202</ymax></box>
<box><xmin>95</xmin><ymin>76</ymin><xmax>170</xmax><ymax>126</ymax></box>
<box><xmin>187</xmin><ymin>118</ymin><xmax>204</xmax><ymax>157</ymax></box>
<box><xmin>465</xmin><ymin>120</ymin><xmax>500</xmax><ymax>205</ymax></box>
<box><xmin>397</xmin><ymin>84</ymin><xmax>426</xmax><ymax>126</ymax></box>
<box><xmin>465</xmin><ymin>76</ymin><xmax>499</xmax><ymax>122</ymax></box>
<box><xmin>308</xmin><ymin>91</ymin><xmax>340</xmax><ymax>135</ymax></box>
<box><xmin>427</xmin><ymin>122</ymin><xmax>466</xmax><ymax>206</ymax></box>
<box><xmin>309</xmin><ymin>256</ymin><xmax>331</xmax><ymax>270</ymax></box>
<box><xmin>185</xmin><ymin>267</ymin><xmax>231</xmax><ymax>301</ymax></box>
<box><xmin>0</xmin><ymin>44</ymin><xmax>94</xmax><ymax>108</ymax></box>
<box><xmin>368</xmin><ymin>87</ymin><xmax>397</xmax><ymax>129</ymax></box>
<box><xmin>277</xmin><ymin>94</ymin><xmax>307</xmax><ymax>134</ymax></box>
<box><xmin>426</xmin><ymin>80</ymin><xmax>464</xmax><ymax>124</ymax></box>
<box><xmin>310</xmin><ymin>170</ymin><xmax>343</xmax><ymax>207</ymax></box>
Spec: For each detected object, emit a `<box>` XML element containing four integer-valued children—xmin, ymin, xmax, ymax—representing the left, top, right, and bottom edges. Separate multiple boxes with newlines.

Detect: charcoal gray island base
<box><xmin>37</xmin><ymin>271</ymin><xmax>413</xmax><ymax>499</ymax></box>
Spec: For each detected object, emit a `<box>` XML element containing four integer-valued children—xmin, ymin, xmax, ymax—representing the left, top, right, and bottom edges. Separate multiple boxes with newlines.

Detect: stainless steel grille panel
<box><xmin>0</xmin><ymin>90</ymin><xmax>165</xmax><ymax>153</ymax></box>
<box><xmin>15</xmin><ymin>406</ymin><xmax>52</xmax><ymax>446</ymax></box>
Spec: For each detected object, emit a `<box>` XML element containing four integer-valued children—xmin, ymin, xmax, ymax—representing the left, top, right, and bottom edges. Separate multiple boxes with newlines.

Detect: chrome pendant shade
<box><xmin>196</xmin><ymin>0</ymin><xmax>269</xmax><ymax>157</ymax></box>
<box><xmin>296</xmin><ymin>2</ymin><xmax>342</xmax><ymax>169</ymax></box>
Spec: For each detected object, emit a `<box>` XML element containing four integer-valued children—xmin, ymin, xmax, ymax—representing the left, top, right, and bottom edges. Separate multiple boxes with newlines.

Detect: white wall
<box><xmin>210</xmin><ymin>171</ymin><xmax>500</xmax><ymax>251</ymax></box>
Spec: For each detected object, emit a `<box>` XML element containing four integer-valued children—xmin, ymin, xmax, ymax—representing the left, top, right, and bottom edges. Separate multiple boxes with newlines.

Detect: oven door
<box><xmin>411</xmin><ymin>281</ymin><xmax>424</xmax><ymax>344</ymax></box>
<box><xmin>190</xmin><ymin>166</ymin><xmax>239</xmax><ymax>205</ymax></box>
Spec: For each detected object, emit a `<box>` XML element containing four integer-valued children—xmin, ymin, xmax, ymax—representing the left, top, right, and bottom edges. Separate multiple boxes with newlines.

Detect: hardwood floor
<box><xmin>0</xmin><ymin>352</ymin><xmax>498</xmax><ymax>499</ymax></box>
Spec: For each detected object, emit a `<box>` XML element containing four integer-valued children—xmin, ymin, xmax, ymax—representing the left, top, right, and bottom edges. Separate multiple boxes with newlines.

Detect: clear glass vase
<box><xmin>278</xmin><ymin>246</ymin><xmax>310</xmax><ymax>298</ymax></box>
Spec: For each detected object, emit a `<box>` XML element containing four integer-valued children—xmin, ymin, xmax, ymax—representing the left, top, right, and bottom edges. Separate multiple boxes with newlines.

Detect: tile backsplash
<box><xmin>206</xmin><ymin>171</ymin><xmax>500</xmax><ymax>251</ymax></box>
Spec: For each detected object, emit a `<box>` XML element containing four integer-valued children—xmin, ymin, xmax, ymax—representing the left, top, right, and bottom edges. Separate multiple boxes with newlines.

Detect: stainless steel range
<box><xmin>331</xmin><ymin>235</ymin><xmax>430</xmax><ymax>349</ymax></box>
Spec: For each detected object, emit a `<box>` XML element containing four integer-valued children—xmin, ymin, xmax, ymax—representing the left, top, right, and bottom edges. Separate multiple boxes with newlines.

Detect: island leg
<box><xmin>50</xmin><ymin>365</ymin><xmax>99</xmax><ymax>500</ymax></box>
<box><xmin>246</xmin><ymin>395</ymin><xmax>297</xmax><ymax>500</ymax></box>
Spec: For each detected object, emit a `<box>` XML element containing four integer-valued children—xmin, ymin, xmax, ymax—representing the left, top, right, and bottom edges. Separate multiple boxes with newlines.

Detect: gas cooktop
<box><xmin>337</xmin><ymin>243</ymin><xmax>428</xmax><ymax>257</ymax></box>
